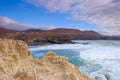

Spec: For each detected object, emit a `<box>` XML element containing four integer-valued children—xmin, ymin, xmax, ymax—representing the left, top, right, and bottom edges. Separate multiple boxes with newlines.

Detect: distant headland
<box><xmin>0</xmin><ymin>27</ymin><xmax>120</xmax><ymax>45</ymax></box>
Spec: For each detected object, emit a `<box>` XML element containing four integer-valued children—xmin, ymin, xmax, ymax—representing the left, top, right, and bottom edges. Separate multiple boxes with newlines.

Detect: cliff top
<box><xmin>0</xmin><ymin>38</ymin><xmax>94</xmax><ymax>80</ymax></box>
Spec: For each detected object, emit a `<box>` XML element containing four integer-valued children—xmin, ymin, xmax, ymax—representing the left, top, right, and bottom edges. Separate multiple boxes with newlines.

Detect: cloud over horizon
<box><xmin>0</xmin><ymin>16</ymin><xmax>56</xmax><ymax>31</ymax></box>
<box><xmin>27</xmin><ymin>0</ymin><xmax>120</xmax><ymax>35</ymax></box>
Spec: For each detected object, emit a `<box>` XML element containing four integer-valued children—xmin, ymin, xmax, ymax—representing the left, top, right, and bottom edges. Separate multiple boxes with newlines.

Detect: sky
<box><xmin>0</xmin><ymin>0</ymin><xmax>120</xmax><ymax>35</ymax></box>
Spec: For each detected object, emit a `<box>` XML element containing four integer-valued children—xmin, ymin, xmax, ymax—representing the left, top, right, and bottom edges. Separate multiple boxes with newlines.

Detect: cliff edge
<box><xmin>0</xmin><ymin>38</ymin><xmax>94</xmax><ymax>80</ymax></box>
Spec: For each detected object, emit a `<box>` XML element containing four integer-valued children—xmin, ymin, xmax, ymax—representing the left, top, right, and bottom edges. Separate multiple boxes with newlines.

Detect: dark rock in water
<box><xmin>82</xmin><ymin>42</ymin><xmax>90</xmax><ymax>45</ymax></box>
<box><xmin>95</xmin><ymin>76</ymin><xmax>105</xmax><ymax>80</ymax></box>
<box><xmin>46</xmin><ymin>37</ymin><xmax>72</xmax><ymax>44</ymax></box>
<box><xmin>95</xmin><ymin>74</ymin><xmax>113</xmax><ymax>80</ymax></box>
<box><xmin>104</xmin><ymin>74</ymin><xmax>113</xmax><ymax>80</ymax></box>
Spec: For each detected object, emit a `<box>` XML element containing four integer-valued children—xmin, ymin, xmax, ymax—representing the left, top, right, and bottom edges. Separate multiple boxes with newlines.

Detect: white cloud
<box><xmin>26</xmin><ymin>0</ymin><xmax>120</xmax><ymax>35</ymax></box>
<box><xmin>0</xmin><ymin>16</ymin><xmax>56</xmax><ymax>31</ymax></box>
<box><xmin>27</xmin><ymin>0</ymin><xmax>79</xmax><ymax>12</ymax></box>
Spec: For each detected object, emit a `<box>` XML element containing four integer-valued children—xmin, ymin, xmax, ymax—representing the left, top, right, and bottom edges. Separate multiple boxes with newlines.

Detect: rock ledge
<box><xmin>0</xmin><ymin>39</ymin><xmax>93</xmax><ymax>80</ymax></box>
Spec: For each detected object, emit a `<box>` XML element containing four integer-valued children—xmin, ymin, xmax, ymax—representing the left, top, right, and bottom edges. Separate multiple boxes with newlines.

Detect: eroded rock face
<box><xmin>0</xmin><ymin>38</ymin><xmax>94</xmax><ymax>80</ymax></box>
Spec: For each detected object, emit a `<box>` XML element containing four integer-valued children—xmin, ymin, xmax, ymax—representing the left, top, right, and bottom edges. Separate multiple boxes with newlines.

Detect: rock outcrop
<box><xmin>0</xmin><ymin>27</ymin><xmax>103</xmax><ymax>45</ymax></box>
<box><xmin>0</xmin><ymin>38</ymin><xmax>94</xmax><ymax>80</ymax></box>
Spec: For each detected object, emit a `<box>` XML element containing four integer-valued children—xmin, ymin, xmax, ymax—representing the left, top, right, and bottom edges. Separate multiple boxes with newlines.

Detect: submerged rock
<box><xmin>104</xmin><ymin>74</ymin><xmax>113</xmax><ymax>80</ymax></box>
<box><xmin>95</xmin><ymin>74</ymin><xmax>113</xmax><ymax>80</ymax></box>
<box><xmin>0</xmin><ymin>38</ymin><xmax>94</xmax><ymax>80</ymax></box>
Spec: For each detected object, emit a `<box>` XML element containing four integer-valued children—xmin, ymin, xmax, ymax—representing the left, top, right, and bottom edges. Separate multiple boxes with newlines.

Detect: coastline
<box><xmin>0</xmin><ymin>38</ymin><xmax>94</xmax><ymax>80</ymax></box>
<box><xmin>30</xmin><ymin>40</ymin><xmax>118</xmax><ymax>80</ymax></box>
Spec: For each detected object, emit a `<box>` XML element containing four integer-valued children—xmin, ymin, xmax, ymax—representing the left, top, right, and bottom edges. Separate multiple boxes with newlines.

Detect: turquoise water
<box><xmin>31</xmin><ymin>49</ymin><xmax>83</xmax><ymax>67</ymax></box>
<box><xmin>30</xmin><ymin>40</ymin><xmax>120</xmax><ymax>80</ymax></box>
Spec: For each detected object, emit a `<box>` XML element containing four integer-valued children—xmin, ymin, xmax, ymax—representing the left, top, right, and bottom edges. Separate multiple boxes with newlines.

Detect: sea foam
<box><xmin>30</xmin><ymin>40</ymin><xmax>120</xmax><ymax>80</ymax></box>
<box><xmin>80</xmin><ymin>44</ymin><xmax>120</xmax><ymax>80</ymax></box>
<box><xmin>30</xmin><ymin>43</ymin><xmax>94</xmax><ymax>51</ymax></box>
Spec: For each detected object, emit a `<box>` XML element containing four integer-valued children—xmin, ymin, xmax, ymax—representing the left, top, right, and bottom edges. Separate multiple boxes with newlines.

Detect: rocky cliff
<box><xmin>0</xmin><ymin>38</ymin><xmax>94</xmax><ymax>80</ymax></box>
<box><xmin>0</xmin><ymin>27</ymin><xmax>103</xmax><ymax>45</ymax></box>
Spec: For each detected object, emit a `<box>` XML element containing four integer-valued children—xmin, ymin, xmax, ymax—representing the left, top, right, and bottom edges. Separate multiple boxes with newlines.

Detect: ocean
<box><xmin>30</xmin><ymin>40</ymin><xmax>120</xmax><ymax>80</ymax></box>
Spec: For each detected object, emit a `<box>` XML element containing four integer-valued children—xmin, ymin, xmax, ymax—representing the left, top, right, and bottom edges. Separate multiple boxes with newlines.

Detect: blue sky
<box><xmin>0</xmin><ymin>0</ymin><xmax>119</xmax><ymax>35</ymax></box>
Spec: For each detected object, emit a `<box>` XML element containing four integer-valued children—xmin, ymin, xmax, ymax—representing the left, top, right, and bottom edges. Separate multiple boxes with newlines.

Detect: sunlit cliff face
<box><xmin>0</xmin><ymin>38</ymin><xmax>93</xmax><ymax>80</ymax></box>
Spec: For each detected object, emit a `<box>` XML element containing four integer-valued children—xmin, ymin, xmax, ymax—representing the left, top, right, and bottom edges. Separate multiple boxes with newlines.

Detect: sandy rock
<box><xmin>0</xmin><ymin>38</ymin><xmax>94</xmax><ymax>80</ymax></box>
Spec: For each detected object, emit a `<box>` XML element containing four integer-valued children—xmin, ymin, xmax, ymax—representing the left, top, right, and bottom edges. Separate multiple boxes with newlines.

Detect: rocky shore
<box><xmin>0</xmin><ymin>27</ymin><xmax>103</xmax><ymax>45</ymax></box>
<box><xmin>0</xmin><ymin>38</ymin><xmax>93</xmax><ymax>80</ymax></box>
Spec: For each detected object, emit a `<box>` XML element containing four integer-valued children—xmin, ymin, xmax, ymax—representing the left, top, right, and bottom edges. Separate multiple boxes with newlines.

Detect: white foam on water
<box><xmin>80</xmin><ymin>45</ymin><xmax>120</xmax><ymax>80</ymax></box>
<box><xmin>30</xmin><ymin>43</ymin><xmax>94</xmax><ymax>51</ymax></box>
<box><xmin>30</xmin><ymin>40</ymin><xmax>120</xmax><ymax>80</ymax></box>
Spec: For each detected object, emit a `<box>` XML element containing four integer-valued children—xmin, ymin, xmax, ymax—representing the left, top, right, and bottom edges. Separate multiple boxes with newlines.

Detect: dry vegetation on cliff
<box><xmin>0</xmin><ymin>38</ymin><xmax>94</xmax><ymax>80</ymax></box>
